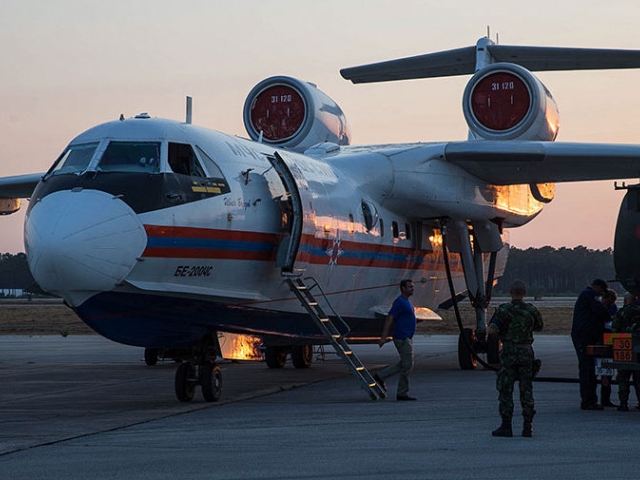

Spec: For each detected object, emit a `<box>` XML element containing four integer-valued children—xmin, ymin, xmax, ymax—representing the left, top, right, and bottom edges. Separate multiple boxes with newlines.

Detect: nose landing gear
<box><xmin>174</xmin><ymin>334</ymin><xmax>223</xmax><ymax>402</ymax></box>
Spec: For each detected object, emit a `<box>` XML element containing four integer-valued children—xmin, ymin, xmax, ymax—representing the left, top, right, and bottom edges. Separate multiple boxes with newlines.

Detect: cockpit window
<box><xmin>168</xmin><ymin>143</ymin><xmax>206</xmax><ymax>177</ymax></box>
<box><xmin>97</xmin><ymin>142</ymin><xmax>160</xmax><ymax>173</ymax></box>
<box><xmin>48</xmin><ymin>142</ymin><xmax>98</xmax><ymax>176</ymax></box>
<box><xmin>195</xmin><ymin>145</ymin><xmax>226</xmax><ymax>178</ymax></box>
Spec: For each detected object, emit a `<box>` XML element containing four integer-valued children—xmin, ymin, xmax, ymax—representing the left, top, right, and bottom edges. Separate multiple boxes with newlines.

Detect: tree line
<box><xmin>0</xmin><ymin>246</ymin><xmax>618</xmax><ymax>297</ymax></box>
<box><xmin>493</xmin><ymin>246</ymin><xmax>616</xmax><ymax>296</ymax></box>
<box><xmin>0</xmin><ymin>252</ymin><xmax>35</xmax><ymax>296</ymax></box>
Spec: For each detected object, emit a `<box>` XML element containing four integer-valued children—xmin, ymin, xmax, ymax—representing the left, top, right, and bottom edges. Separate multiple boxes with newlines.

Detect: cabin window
<box><xmin>48</xmin><ymin>142</ymin><xmax>99</xmax><ymax>176</ymax></box>
<box><xmin>379</xmin><ymin>218</ymin><xmax>384</xmax><ymax>237</ymax></box>
<box><xmin>405</xmin><ymin>223</ymin><xmax>411</xmax><ymax>240</ymax></box>
<box><xmin>349</xmin><ymin>213</ymin><xmax>355</xmax><ymax>234</ymax></box>
<box><xmin>168</xmin><ymin>143</ymin><xmax>206</xmax><ymax>177</ymax></box>
<box><xmin>97</xmin><ymin>141</ymin><xmax>161</xmax><ymax>173</ymax></box>
<box><xmin>361</xmin><ymin>201</ymin><xmax>379</xmax><ymax>231</ymax></box>
<box><xmin>392</xmin><ymin>221</ymin><xmax>399</xmax><ymax>239</ymax></box>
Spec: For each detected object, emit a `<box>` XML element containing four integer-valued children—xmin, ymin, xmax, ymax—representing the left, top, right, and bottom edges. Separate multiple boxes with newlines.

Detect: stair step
<box><xmin>285</xmin><ymin>277</ymin><xmax>382</xmax><ymax>401</ymax></box>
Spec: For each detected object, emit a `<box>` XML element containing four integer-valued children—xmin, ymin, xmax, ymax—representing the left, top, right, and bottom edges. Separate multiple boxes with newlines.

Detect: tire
<box><xmin>202</xmin><ymin>363</ymin><xmax>222</xmax><ymax>402</ymax></box>
<box><xmin>144</xmin><ymin>348</ymin><xmax>158</xmax><ymax>366</ymax></box>
<box><xmin>486</xmin><ymin>334</ymin><xmax>502</xmax><ymax>366</ymax></box>
<box><xmin>264</xmin><ymin>347</ymin><xmax>287</xmax><ymax>369</ymax></box>
<box><xmin>175</xmin><ymin>362</ymin><xmax>196</xmax><ymax>402</ymax></box>
<box><xmin>291</xmin><ymin>345</ymin><xmax>313</xmax><ymax>369</ymax></box>
<box><xmin>458</xmin><ymin>328</ymin><xmax>478</xmax><ymax>370</ymax></box>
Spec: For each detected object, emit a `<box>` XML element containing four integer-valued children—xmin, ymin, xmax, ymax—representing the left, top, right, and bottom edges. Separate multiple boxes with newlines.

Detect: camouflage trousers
<box><xmin>496</xmin><ymin>343</ymin><xmax>535</xmax><ymax>420</ymax></box>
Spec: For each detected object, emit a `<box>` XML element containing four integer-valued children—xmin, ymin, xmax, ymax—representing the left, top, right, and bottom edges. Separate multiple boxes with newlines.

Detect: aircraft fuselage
<box><xmin>24</xmin><ymin>116</ymin><xmax>541</xmax><ymax>348</ymax></box>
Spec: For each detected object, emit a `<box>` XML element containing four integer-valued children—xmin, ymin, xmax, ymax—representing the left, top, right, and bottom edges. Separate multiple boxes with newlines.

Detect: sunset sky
<box><xmin>1</xmin><ymin>0</ymin><xmax>640</xmax><ymax>253</ymax></box>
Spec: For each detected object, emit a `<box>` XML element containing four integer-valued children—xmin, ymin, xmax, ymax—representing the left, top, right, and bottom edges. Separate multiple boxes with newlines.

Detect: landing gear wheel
<box><xmin>486</xmin><ymin>334</ymin><xmax>502</xmax><ymax>367</ymax></box>
<box><xmin>144</xmin><ymin>348</ymin><xmax>159</xmax><ymax>366</ymax></box>
<box><xmin>202</xmin><ymin>363</ymin><xmax>222</xmax><ymax>402</ymax></box>
<box><xmin>265</xmin><ymin>346</ymin><xmax>287</xmax><ymax>368</ymax></box>
<box><xmin>175</xmin><ymin>362</ymin><xmax>196</xmax><ymax>402</ymax></box>
<box><xmin>291</xmin><ymin>345</ymin><xmax>313</xmax><ymax>369</ymax></box>
<box><xmin>458</xmin><ymin>328</ymin><xmax>478</xmax><ymax>370</ymax></box>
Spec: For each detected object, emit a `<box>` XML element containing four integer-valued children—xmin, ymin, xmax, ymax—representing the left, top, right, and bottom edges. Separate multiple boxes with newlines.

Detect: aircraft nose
<box><xmin>25</xmin><ymin>189</ymin><xmax>147</xmax><ymax>306</ymax></box>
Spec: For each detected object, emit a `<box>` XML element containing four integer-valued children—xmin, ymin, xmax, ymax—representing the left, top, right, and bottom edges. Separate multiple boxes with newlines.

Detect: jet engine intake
<box><xmin>243</xmin><ymin>76</ymin><xmax>351</xmax><ymax>153</ymax></box>
<box><xmin>463</xmin><ymin>63</ymin><xmax>560</xmax><ymax>141</ymax></box>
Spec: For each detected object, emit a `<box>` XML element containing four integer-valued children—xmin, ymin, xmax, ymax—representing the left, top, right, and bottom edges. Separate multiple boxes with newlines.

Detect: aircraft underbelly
<box><xmin>73</xmin><ymin>254</ymin><xmax>467</xmax><ymax>348</ymax></box>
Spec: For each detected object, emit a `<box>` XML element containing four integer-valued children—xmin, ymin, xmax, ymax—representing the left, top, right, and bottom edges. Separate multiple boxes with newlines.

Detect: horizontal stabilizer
<box><xmin>341</xmin><ymin>46</ymin><xmax>476</xmax><ymax>83</ymax></box>
<box><xmin>341</xmin><ymin>41</ymin><xmax>640</xmax><ymax>84</ymax></box>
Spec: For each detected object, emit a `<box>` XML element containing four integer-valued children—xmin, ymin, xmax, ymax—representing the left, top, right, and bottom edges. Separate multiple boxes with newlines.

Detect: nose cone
<box><xmin>25</xmin><ymin>189</ymin><xmax>147</xmax><ymax>306</ymax></box>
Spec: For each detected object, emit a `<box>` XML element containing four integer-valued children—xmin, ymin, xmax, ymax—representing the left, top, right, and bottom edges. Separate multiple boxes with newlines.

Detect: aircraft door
<box><xmin>268</xmin><ymin>151</ymin><xmax>316</xmax><ymax>274</ymax></box>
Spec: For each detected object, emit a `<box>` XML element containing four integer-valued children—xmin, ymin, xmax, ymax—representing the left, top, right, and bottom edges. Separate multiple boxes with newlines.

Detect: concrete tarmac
<box><xmin>0</xmin><ymin>334</ymin><xmax>637</xmax><ymax>479</ymax></box>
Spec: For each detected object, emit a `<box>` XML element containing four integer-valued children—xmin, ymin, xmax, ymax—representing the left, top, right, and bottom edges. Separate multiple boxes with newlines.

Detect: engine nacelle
<box><xmin>243</xmin><ymin>76</ymin><xmax>351</xmax><ymax>153</ymax></box>
<box><xmin>0</xmin><ymin>198</ymin><xmax>20</xmax><ymax>215</ymax></box>
<box><xmin>462</xmin><ymin>63</ymin><xmax>560</xmax><ymax>141</ymax></box>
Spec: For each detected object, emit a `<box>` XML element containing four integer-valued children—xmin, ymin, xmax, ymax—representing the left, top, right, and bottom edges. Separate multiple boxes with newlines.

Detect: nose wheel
<box><xmin>175</xmin><ymin>361</ymin><xmax>222</xmax><ymax>402</ymax></box>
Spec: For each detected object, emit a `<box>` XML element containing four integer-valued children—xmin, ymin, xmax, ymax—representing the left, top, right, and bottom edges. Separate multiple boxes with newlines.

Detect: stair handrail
<box><xmin>302</xmin><ymin>276</ymin><xmax>352</xmax><ymax>337</ymax></box>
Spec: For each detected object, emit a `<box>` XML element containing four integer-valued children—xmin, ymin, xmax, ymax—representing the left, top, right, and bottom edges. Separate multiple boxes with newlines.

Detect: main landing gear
<box><xmin>173</xmin><ymin>334</ymin><xmax>223</xmax><ymax>402</ymax></box>
<box><xmin>264</xmin><ymin>345</ymin><xmax>314</xmax><ymax>369</ymax></box>
<box><xmin>441</xmin><ymin>218</ymin><xmax>503</xmax><ymax>371</ymax></box>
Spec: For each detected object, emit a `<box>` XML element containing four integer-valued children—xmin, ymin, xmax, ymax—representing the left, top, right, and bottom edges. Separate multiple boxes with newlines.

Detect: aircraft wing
<box><xmin>0</xmin><ymin>173</ymin><xmax>43</xmax><ymax>199</ymax></box>
<box><xmin>341</xmin><ymin>45</ymin><xmax>640</xmax><ymax>83</ymax></box>
<box><xmin>443</xmin><ymin>141</ymin><xmax>640</xmax><ymax>185</ymax></box>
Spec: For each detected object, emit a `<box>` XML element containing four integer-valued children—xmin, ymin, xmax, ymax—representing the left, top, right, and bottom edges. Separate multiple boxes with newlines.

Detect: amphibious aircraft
<box><xmin>3</xmin><ymin>37</ymin><xmax>640</xmax><ymax>402</ymax></box>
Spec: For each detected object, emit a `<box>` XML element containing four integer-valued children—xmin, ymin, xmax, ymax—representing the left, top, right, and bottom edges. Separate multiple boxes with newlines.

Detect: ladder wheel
<box><xmin>265</xmin><ymin>346</ymin><xmax>287</xmax><ymax>368</ymax></box>
<box><xmin>291</xmin><ymin>345</ymin><xmax>313</xmax><ymax>369</ymax></box>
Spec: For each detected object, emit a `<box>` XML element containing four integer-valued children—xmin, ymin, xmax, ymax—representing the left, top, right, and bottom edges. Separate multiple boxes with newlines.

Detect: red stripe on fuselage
<box><xmin>141</xmin><ymin>224</ymin><xmax>459</xmax><ymax>271</ymax></box>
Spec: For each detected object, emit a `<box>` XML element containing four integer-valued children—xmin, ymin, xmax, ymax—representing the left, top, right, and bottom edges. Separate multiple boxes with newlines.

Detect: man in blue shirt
<box><xmin>374</xmin><ymin>279</ymin><xmax>417</xmax><ymax>401</ymax></box>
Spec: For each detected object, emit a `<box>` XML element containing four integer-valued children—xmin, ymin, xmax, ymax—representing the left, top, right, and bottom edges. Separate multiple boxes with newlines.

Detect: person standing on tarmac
<box><xmin>612</xmin><ymin>293</ymin><xmax>640</xmax><ymax>411</ymax></box>
<box><xmin>375</xmin><ymin>279</ymin><xmax>417</xmax><ymax>402</ymax></box>
<box><xmin>571</xmin><ymin>278</ymin><xmax>610</xmax><ymax>410</ymax></box>
<box><xmin>599</xmin><ymin>289</ymin><xmax>618</xmax><ymax>408</ymax></box>
<box><xmin>488</xmin><ymin>280</ymin><xmax>543</xmax><ymax>438</ymax></box>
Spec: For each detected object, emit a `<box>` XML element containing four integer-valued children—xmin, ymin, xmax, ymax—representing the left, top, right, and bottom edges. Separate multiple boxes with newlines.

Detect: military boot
<box><xmin>491</xmin><ymin>416</ymin><xmax>513</xmax><ymax>437</ymax></box>
<box><xmin>522</xmin><ymin>409</ymin><xmax>535</xmax><ymax>437</ymax></box>
<box><xmin>618</xmin><ymin>402</ymin><xmax>629</xmax><ymax>412</ymax></box>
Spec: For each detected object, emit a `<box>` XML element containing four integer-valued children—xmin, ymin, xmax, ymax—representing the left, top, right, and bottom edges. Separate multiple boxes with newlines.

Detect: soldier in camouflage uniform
<box><xmin>612</xmin><ymin>293</ymin><xmax>640</xmax><ymax>411</ymax></box>
<box><xmin>488</xmin><ymin>280</ymin><xmax>543</xmax><ymax>437</ymax></box>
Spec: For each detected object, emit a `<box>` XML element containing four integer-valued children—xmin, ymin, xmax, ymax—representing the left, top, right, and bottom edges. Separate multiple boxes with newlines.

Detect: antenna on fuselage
<box><xmin>186</xmin><ymin>96</ymin><xmax>193</xmax><ymax>124</ymax></box>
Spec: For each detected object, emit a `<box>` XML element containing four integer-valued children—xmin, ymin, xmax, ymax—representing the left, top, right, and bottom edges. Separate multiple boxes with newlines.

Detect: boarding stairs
<box><xmin>286</xmin><ymin>277</ymin><xmax>386</xmax><ymax>401</ymax></box>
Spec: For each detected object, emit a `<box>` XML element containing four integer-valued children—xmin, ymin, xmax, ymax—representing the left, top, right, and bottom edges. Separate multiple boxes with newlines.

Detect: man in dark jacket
<box><xmin>571</xmin><ymin>278</ymin><xmax>610</xmax><ymax>410</ymax></box>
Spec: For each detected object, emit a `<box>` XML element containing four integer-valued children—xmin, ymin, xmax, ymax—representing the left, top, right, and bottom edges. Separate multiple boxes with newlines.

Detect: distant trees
<box><xmin>0</xmin><ymin>252</ymin><xmax>35</xmax><ymax>296</ymax></box>
<box><xmin>494</xmin><ymin>246</ymin><xmax>616</xmax><ymax>296</ymax></box>
<box><xmin>0</xmin><ymin>246</ymin><xmax>620</xmax><ymax>297</ymax></box>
